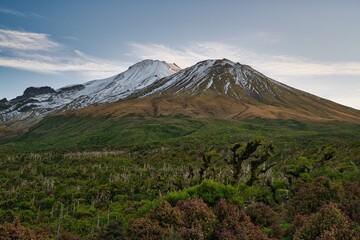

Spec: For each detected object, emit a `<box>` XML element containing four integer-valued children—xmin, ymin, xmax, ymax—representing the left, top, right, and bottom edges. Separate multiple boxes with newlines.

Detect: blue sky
<box><xmin>0</xmin><ymin>0</ymin><xmax>359</xmax><ymax>108</ymax></box>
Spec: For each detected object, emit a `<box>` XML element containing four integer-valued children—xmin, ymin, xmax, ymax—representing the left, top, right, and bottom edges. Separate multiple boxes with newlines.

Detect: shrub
<box><xmin>214</xmin><ymin>200</ymin><xmax>270</xmax><ymax>240</ymax></box>
<box><xmin>245</xmin><ymin>203</ymin><xmax>282</xmax><ymax>238</ymax></box>
<box><xmin>95</xmin><ymin>220</ymin><xmax>124</xmax><ymax>240</ymax></box>
<box><xmin>293</xmin><ymin>203</ymin><xmax>354</xmax><ymax>240</ymax></box>
<box><xmin>176</xmin><ymin>199</ymin><xmax>215</xmax><ymax>238</ymax></box>
<box><xmin>341</xmin><ymin>182</ymin><xmax>360</xmax><ymax>223</ymax></box>
<box><xmin>149</xmin><ymin>201</ymin><xmax>183</xmax><ymax>228</ymax></box>
<box><xmin>0</xmin><ymin>219</ymin><xmax>49</xmax><ymax>240</ymax></box>
<box><xmin>286</xmin><ymin>177</ymin><xmax>339</xmax><ymax>219</ymax></box>
<box><xmin>164</xmin><ymin>180</ymin><xmax>243</xmax><ymax>206</ymax></box>
<box><xmin>127</xmin><ymin>217</ymin><xmax>164</xmax><ymax>240</ymax></box>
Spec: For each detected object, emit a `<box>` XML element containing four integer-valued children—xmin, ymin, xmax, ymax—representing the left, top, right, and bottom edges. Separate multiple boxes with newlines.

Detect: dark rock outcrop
<box><xmin>0</xmin><ymin>98</ymin><xmax>9</xmax><ymax>110</ymax></box>
<box><xmin>23</xmin><ymin>87</ymin><xmax>56</xmax><ymax>97</ymax></box>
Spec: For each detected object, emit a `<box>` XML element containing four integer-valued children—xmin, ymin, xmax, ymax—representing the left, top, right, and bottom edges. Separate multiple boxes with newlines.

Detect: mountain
<box><xmin>73</xmin><ymin>59</ymin><xmax>360</xmax><ymax>123</ymax></box>
<box><xmin>1</xmin><ymin>58</ymin><xmax>360</xmax><ymax>129</ymax></box>
<box><xmin>0</xmin><ymin>60</ymin><xmax>180</xmax><ymax>124</ymax></box>
<box><xmin>1</xmin><ymin>58</ymin><xmax>360</xmax><ymax>150</ymax></box>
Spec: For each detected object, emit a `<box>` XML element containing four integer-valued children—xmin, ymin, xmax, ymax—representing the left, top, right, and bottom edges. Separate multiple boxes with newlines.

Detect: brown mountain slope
<box><xmin>62</xmin><ymin>93</ymin><xmax>359</xmax><ymax>123</ymax></box>
<box><xmin>60</xmin><ymin>59</ymin><xmax>360</xmax><ymax>123</ymax></box>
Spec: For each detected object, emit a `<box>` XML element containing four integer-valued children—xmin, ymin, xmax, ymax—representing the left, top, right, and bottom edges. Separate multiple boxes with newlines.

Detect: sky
<box><xmin>0</xmin><ymin>0</ymin><xmax>359</xmax><ymax>109</ymax></box>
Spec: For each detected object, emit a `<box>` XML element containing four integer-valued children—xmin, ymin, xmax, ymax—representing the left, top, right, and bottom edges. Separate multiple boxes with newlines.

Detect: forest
<box><xmin>0</xmin><ymin>116</ymin><xmax>359</xmax><ymax>239</ymax></box>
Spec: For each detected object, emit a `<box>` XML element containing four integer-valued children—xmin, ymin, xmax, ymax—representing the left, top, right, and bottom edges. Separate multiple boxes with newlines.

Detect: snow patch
<box><xmin>206</xmin><ymin>79</ymin><xmax>213</xmax><ymax>90</ymax></box>
<box><xmin>224</xmin><ymin>82</ymin><xmax>230</xmax><ymax>94</ymax></box>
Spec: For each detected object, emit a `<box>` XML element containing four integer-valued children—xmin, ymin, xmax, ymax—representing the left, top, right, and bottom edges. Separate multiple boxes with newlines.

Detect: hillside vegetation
<box><xmin>3</xmin><ymin>114</ymin><xmax>360</xmax><ymax>153</ymax></box>
<box><xmin>0</xmin><ymin>115</ymin><xmax>359</xmax><ymax>239</ymax></box>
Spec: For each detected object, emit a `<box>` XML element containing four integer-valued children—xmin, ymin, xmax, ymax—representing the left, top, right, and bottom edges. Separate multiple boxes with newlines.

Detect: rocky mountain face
<box><xmin>23</xmin><ymin>87</ymin><xmax>57</xmax><ymax>97</ymax></box>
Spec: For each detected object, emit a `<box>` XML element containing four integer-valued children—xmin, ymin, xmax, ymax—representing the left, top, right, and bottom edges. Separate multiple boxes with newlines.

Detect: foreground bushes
<box><xmin>0</xmin><ymin>220</ymin><xmax>50</xmax><ymax>240</ymax></box>
<box><xmin>126</xmin><ymin>199</ymin><xmax>269</xmax><ymax>240</ymax></box>
<box><xmin>1</xmin><ymin>138</ymin><xmax>360</xmax><ymax>239</ymax></box>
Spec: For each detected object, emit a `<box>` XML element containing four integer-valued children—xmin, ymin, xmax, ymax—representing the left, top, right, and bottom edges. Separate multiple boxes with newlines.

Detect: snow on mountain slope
<box><xmin>66</xmin><ymin>60</ymin><xmax>180</xmax><ymax>108</ymax></box>
<box><xmin>136</xmin><ymin>59</ymin><xmax>291</xmax><ymax>102</ymax></box>
<box><xmin>0</xmin><ymin>60</ymin><xmax>180</xmax><ymax>123</ymax></box>
<box><xmin>124</xmin><ymin>59</ymin><xmax>360</xmax><ymax>122</ymax></box>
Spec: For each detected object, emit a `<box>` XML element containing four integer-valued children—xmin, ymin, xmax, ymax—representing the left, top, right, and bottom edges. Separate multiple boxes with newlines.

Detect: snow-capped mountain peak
<box><xmin>132</xmin><ymin>58</ymin><xmax>296</xmax><ymax>103</ymax></box>
<box><xmin>128</xmin><ymin>59</ymin><xmax>180</xmax><ymax>72</ymax></box>
<box><xmin>0</xmin><ymin>59</ymin><xmax>180</xmax><ymax>123</ymax></box>
<box><xmin>68</xmin><ymin>59</ymin><xmax>180</xmax><ymax>107</ymax></box>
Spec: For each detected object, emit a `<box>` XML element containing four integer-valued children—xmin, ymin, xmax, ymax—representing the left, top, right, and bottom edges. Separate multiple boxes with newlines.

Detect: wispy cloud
<box><xmin>59</xmin><ymin>36</ymin><xmax>78</xmax><ymax>41</ymax></box>
<box><xmin>0</xmin><ymin>8</ymin><xmax>49</xmax><ymax>20</ymax></box>
<box><xmin>0</xmin><ymin>8</ymin><xmax>26</xmax><ymax>17</ymax></box>
<box><xmin>129</xmin><ymin>42</ymin><xmax>360</xmax><ymax>77</ymax></box>
<box><xmin>0</xmin><ymin>29</ymin><xmax>61</xmax><ymax>51</ymax></box>
<box><xmin>29</xmin><ymin>12</ymin><xmax>47</xmax><ymax>19</ymax></box>
<box><xmin>0</xmin><ymin>51</ymin><xmax>126</xmax><ymax>78</ymax></box>
<box><xmin>0</xmin><ymin>29</ymin><xmax>127</xmax><ymax>79</ymax></box>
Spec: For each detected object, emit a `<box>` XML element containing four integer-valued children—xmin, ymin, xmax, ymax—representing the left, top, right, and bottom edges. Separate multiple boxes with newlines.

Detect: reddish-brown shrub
<box><xmin>0</xmin><ymin>219</ymin><xmax>50</xmax><ymax>240</ymax></box>
<box><xmin>341</xmin><ymin>182</ymin><xmax>360</xmax><ymax>223</ymax></box>
<box><xmin>176</xmin><ymin>199</ymin><xmax>215</xmax><ymax>238</ymax></box>
<box><xmin>180</xmin><ymin>226</ymin><xmax>205</xmax><ymax>240</ymax></box>
<box><xmin>286</xmin><ymin>177</ymin><xmax>339</xmax><ymax>219</ymax></box>
<box><xmin>293</xmin><ymin>203</ymin><xmax>354</xmax><ymax>240</ymax></box>
<box><xmin>214</xmin><ymin>200</ymin><xmax>270</xmax><ymax>240</ymax></box>
<box><xmin>127</xmin><ymin>217</ymin><xmax>165</xmax><ymax>240</ymax></box>
<box><xmin>246</xmin><ymin>203</ymin><xmax>280</xmax><ymax>226</ymax></box>
<box><xmin>149</xmin><ymin>201</ymin><xmax>183</xmax><ymax>228</ymax></box>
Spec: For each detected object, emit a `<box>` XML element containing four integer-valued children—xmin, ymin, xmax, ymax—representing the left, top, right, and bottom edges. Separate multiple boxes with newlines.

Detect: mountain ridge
<box><xmin>0</xmin><ymin>59</ymin><xmax>180</xmax><ymax>124</ymax></box>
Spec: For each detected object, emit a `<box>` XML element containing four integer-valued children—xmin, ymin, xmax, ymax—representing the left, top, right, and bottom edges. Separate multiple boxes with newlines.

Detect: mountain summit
<box><xmin>134</xmin><ymin>58</ymin><xmax>290</xmax><ymax>101</ymax></box>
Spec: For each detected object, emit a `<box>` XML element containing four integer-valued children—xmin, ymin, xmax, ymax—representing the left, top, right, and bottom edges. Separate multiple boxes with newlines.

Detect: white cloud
<box><xmin>0</xmin><ymin>52</ymin><xmax>126</xmax><ymax>79</ymax></box>
<box><xmin>0</xmin><ymin>29</ymin><xmax>127</xmax><ymax>79</ymax></box>
<box><xmin>0</xmin><ymin>29</ymin><xmax>60</xmax><ymax>51</ymax></box>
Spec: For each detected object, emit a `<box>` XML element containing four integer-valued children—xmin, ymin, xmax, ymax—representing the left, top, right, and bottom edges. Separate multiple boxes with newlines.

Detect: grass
<box><xmin>1</xmin><ymin>114</ymin><xmax>359</xmax><ymax>161</ymax></box>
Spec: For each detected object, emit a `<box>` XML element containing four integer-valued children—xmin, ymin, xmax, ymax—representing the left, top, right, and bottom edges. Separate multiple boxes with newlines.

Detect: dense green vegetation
<box><xmin>0</xmin><ymin>115</ymin><xmax>359</xmax><ymax>239</ymax></box>
<box><xmin>3</xmin><ymin>115</ymin><xmax>360</xmax><ymax>153</ymax></box>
